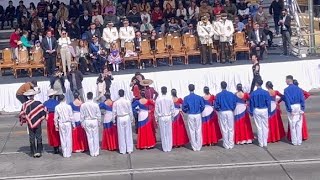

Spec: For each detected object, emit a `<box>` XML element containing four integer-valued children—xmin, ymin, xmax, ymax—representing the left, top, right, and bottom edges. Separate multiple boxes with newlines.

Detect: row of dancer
<box><xmin>19</xmin><ymin>76</ymin><xmax>308</xmax><ymax>158</ymax></box>
<box><xmin>184</xmin><ymin>75</ymin><xmax>306</xmax><ymax>151</ymax></box>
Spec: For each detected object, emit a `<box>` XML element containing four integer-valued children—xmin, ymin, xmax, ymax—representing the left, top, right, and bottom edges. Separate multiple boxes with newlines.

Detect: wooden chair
<box><xmin>170</xmin><ymin>37</ymin><xmax>187</xmax><ymax>65</ymax></box>
<box><xmin>154</xmin><ymin>38</ymin><xmax>171</xmax><ymax>66</ymax></box>
<box><xmin>165</xmin><ymin>34</ymin><xmax>174</xmax><ymax>49</ymax></box>
<box><xmin>233</xmin><ymin>32</ymin><xmax>250</xmax><ymax>61</ymax></box>
<box><xmin>212</xmin><ymin>46</ymin><xmax>220</xmax><ymax>62</ymax></box>
<box><xmin>0</xmin><ymin>48</ymin><xmax>14</xmax><ymax>76</ymax></box>
<box><xmin>56</xmin><ymin>47</ymin><xmax>62</xmax><ymax>71</ymax></box>
<box><xmin>13</xmin><ymin>49</ymin><xmax>31</xmax><ymax>78</ymax></box>
<box><xmin>182</xmin><ymin>33</ymin><xmax>191</xmax><ymax>46</ymax></box>
<box><xmin>123</xmin><ymin>42</ymin><xmax>140</xmax><ymax>69</ymax></box>
<box><xmin>69</xmin><ymin>40</ymin><xmax>79</xmax><ymax>67</ymax></box>
<box><xmin>30</xmin><ymin>48</ymin><xmax>46</xmax><ymax>77</ymax></box>
<box><xmin>139</xmin><ymin>39</ymin><xmax>155</xmax><ymax>67</ymax></box>
<box><xmin>184</xmin><ymin>35</ymin><xmax>200</xmax><ymax>64</ymax></box>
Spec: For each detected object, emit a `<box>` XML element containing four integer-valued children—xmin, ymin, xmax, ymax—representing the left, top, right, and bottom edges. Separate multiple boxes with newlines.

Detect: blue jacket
<box><xmin>182</xmin><ymin>93</ymin><xmax>205</xmax><ymax>114</ymax></box>
<box><xmin>284</xmin><ymin>84</ymin><xmax>305</xmax><ymax>112</ymax></box>
<box><xmin>214</xmin><ymin>90</ymin><xmax>237</xmax><ymax>112</ymax></box>
<box><xmin>249</xmin><ymin>87</ymin><xmax>271</xmax><ymax>116</ymax></box>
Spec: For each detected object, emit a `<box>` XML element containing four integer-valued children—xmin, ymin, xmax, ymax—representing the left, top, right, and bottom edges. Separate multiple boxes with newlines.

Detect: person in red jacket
<box><xmin>151</xmin><ymin>6</ymin><xmax>163</xmax><ymax>29</ymax></box>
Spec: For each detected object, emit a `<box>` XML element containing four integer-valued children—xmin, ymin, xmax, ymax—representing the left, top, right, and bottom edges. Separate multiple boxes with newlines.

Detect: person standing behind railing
<box><xmin>269</xmin><ymin>0</ymin><xmax>283</xmax><ymax>36</ymax></box>
<box><xmin>279</xmin><ymin>9</ymin><xmax>292</xmax><ymax>56</ymax></box>
<box><xmin>58</xmin><ymin>29</ymin><xmax>72</xmax><ymax>76</ymax></box>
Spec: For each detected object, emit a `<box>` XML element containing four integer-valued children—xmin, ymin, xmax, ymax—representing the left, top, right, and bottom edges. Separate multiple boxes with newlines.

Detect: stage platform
<box><xmin>1</xmin><ymin>58</ymin><xmax>320</xmax><ymax>112</ymax></box>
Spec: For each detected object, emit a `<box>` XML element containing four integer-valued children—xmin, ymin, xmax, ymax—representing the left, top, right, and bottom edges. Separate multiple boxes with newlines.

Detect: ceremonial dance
<box><xmin>17</xmin><ymin>69</ymin><xmax>308</xmax><ymax>158</ymax></box>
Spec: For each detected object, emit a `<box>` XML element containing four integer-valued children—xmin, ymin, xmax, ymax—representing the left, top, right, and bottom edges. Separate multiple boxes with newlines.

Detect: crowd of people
<box><xmin>7</xmin><ymin>0</ymin><xmax>291</xmax><ymax>76</ymax></box>
<box><xmin>17</xmin><ymin>66</ymin><xmax>309</xmax><ymax>158</ymax></box>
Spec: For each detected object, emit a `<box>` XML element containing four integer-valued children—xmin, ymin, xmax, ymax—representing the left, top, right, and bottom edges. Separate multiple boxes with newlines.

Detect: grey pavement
<box><xmin>0</xmin><ymin>96</ymin><xmax>320</xmax><ymax>180</ymax></box>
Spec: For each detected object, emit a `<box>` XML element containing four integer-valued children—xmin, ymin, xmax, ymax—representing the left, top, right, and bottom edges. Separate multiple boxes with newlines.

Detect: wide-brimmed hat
<box><xmin>140</xmin><ymin>79</ymin><xmax>153</xmax><ymax>87</ymax></box>
<box><xmin>47</xmin><ymin>89</ymin><xmax>57</xmax><ymax>96</ymax></box>
<box><xmin>23</xmin><ymin>89</ymin><xmax>40</xmax><ymax>96</ymax></box>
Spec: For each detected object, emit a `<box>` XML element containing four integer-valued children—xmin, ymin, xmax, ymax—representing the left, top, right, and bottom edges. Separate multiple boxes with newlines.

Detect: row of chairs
<box><xmin>0</xmin><ymin>48</ymin><xmax>46</xmax><ymax>78</ymax></box>
<box><xmin>0</xmin><ymin>32</ymin><xmax>251</xmax><ymax>77</ymax></box>
<box><xmin>123</xmin><ymin>34</ymin><xmax>203</xmax><ymax>68</ymax></box>
<box><xmin>0</xmin><ymin>39</ymin><xmax>80</xmax><ymax>78</ymax></box>
<box><xmin>122</xmin><ymin>32</ymin><xmax>251</xmax><ymax>68</ymax></box>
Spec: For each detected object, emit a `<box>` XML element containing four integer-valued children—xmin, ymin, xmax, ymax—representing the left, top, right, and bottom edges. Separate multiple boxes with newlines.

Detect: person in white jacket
<box><xmin>119</xmin><ymin>19</ymin><xmax>135</xmax><ymax>48</ymax></box>
<box><xmin>197</xmin><ymin>15</ymin><xmax>215</xmax><ymax>65</ymax></box>
<box><xmin>102</xmin><ymin>21</ymin><xmax>119</xmax><ymax>50</ymax></box>
<box><xmin>218</xmin><ymin>12</ymin><xmax>234</xmax><ymax>63</ymax></box>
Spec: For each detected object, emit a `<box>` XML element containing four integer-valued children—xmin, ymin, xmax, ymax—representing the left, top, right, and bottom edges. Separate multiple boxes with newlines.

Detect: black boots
<box><xmin>53</xmin><ymin>147</ymin><xmax>60</xmax><ymax>154</ymax></box>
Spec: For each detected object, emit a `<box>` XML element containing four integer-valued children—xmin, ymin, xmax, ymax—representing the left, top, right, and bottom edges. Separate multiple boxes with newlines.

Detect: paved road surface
<box><xmin>0</xmin><ymin>96</ymin><xmax>319</xmax><ymax>180</ymax></box>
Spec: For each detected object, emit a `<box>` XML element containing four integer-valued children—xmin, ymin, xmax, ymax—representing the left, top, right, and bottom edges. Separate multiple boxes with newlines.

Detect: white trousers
<box><xmin>117</xmin><ymin>115</ymin><xmax>134</xmax><ymax>154</ymax></box>
<box><xmin>158</xmin><ymin>116</ymin><xmax>173</xmax><ymax>152</ymax></box>
<box><xmin>60</xmin><ymin>47</ymin><xmax>72</xmax><ymax>75</ymax></box>
<box><xmin>253</xmin><ymin>108</ymin><xmax>269</xmax><ymax>147</ymax></box>
<box><xmin>58</xmin><ymin>122</ymin><xmax>72</xmax><ymax>158</ymax></box>
<box><xmin>218</xmin><ymin>111</ymin><xmax>235</xmax><ymax>149</ymax></box>
<box><xmin>287</xmin><ymin>104</ymin><xmax>303</xmax><ymax>145</ymax></box>
<box><xmin>84</xmin><ymin>120</ymin><xmax>100</xmax><ymax>156</ymax></box>
<box><xmin>187</xmin><ymin>114</ymin><xmax>202</xmax><ymax>151</ymax></box>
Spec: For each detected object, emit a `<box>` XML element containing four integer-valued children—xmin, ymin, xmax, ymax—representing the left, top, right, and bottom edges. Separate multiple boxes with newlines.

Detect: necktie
<box><xmin>48</xmin><ymin>37</ymin><xmax>52</xmax><ymax>50</ymax></box>
<box><xmin>256</xmin><ymin>30</ymin><xmax>260</xmax><ymax>42</ymax></box>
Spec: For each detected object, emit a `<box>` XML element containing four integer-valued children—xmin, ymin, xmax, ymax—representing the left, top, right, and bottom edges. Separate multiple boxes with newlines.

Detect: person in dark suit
<box><xmin>78</xmin><ymin>10</ymin><xmax>92</xmax><ymax>35</ymax></box>
<box><xmin>41</xmin><ymin>30</ymin><xmax>58</xmax><ymax>76</ymax></box>
<box><xmin>279</xmin><ymin>9</ymin><xmax>291</xmax><ymax>56</ymax></box>
<box><xmin>44</xmin><ymin>13</ymin><xmax>57</xmax><ymax>31</ymax></box>
<box><xmin>249</xmin><ymin>23</ymin><xmax>267</xmax><ymax>59</ymax></box>
<box><xmin>133</xmin><ymin>31</ymin><xmax>143</xmax><ymax>51</ymax></box>
<box><xmin>182</xmin><ymin>23</ymin><xmax>197</xmax><ymax>35</ymax></box>
<box><xmin>86</xmin><ymin>23</ymin><xmax>101</xmax><ymax>43</ymax></box>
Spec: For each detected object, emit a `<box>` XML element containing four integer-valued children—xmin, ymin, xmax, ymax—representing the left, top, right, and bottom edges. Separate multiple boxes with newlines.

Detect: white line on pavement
<box><xmin>1</xmin><ymin>158</ymin><xmax>320</xmax><ymax>180</ymax></box>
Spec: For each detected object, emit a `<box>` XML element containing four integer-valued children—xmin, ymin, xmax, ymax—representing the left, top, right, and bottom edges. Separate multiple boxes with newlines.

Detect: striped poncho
<box><xmin>19</xmin><ymin>100</ymin><xmax>47</xmax><ymax>129</ymax></box>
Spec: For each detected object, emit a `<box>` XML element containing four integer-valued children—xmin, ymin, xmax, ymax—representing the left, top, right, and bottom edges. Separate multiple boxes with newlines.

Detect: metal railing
<box><xmin>284</xmin><ymin>0</ymin><xmax>311</xmax><ymax>57</ymax></box>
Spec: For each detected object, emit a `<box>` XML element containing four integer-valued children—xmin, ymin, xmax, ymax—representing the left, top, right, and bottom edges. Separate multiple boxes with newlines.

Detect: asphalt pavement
<box><xmin>0</xmin><ymin>96</ymin><xmax>319</xmax><ymax>180</ymax></box>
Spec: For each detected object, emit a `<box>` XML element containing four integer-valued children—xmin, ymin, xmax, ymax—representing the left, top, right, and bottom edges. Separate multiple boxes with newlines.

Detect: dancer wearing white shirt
<box><xmin>54</xmin><ymin>95</ymin><xmax>74</xmax><ymax>158</ymax></box>
<box><xmin>155</xmin><ymin>87</ymin><xmax>175</xmax><ymax>152</ymax></box>
<box><xmin>80</xmin><ymin>92</ymin><xmax>102</xmax><ymax>157</ymax></box>
<box><xmin>112</xmin><ymin>89</ymin><xmax>134</xmax><ymax>154</ymax></box>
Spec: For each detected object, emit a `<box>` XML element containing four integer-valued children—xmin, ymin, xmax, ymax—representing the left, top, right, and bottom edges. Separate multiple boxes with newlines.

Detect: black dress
<box><xmin>97</xmin><ymin>74</ymin><xmax>114</xmax><ymax>94</ymax></box>
<box><xmin>250</xmin><ymin>63</ymin><xmax>261</xmax><ymax>93</ymax></box>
